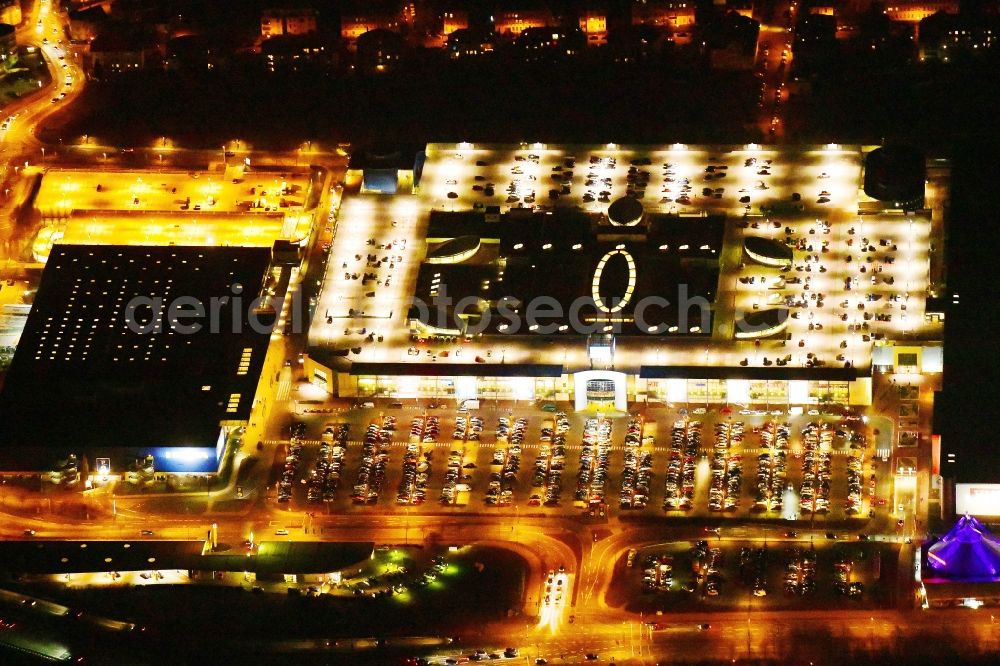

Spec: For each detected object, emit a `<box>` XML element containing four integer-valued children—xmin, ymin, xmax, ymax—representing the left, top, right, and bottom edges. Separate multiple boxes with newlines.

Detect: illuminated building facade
<box><xmin>884</xmin><ymin>1</ymin><xmax>959</xmax><ymax>22</ymax></box>
<box><xmin>920</xmin><ymin>515</ymin><xmax>1000</xmax><ymax>608</ymax></box>
<box><xmin>260</xmin><ymin>7</ymin><xmax>318</xmax><ymax>38</ymax></box>
<box><xmin>494</xmin><ymin>6</ymin><xmax>555</xmax><ymax>36</ymax></box>
<box><xmin>631</xmin><ymin>1</ymin><xmax>696</xmax><ymax>29</ymax></box>
<box><xmin>579</xmin><ymin>8</ymin><xmax>609</xmax><ymax>45</ymax></box>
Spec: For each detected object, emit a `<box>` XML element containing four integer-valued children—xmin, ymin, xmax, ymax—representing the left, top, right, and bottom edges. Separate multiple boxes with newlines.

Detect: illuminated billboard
<box><xmin>956</xmin><ymin>484</ymin><xmax>1000</xmax><ymax>517</ymax></box>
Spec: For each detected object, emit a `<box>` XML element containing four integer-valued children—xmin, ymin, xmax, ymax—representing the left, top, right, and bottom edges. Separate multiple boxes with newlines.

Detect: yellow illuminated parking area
<box><xmin>419</xmin><ymin>143</ymin><xmax>871</xmax><ymax>216</ymax></box>
<box><xmin>32</xmin><ymin>213</ymin><xmax>287</xmax><ymax>261</ymax></box>
<box><xmin>36</xmin><ymin>169</ymin><xmax>310</xmax><ymax>217</ymax></box>
<box><xmin>31</xmin><ymin>168</ymin><xmax>316</xmax><ymax>261</ymax></box>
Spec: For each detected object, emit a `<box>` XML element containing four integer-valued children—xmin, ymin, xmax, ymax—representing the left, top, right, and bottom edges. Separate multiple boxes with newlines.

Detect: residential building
<box><xmin>793</xmin><ymin>12</ymin><xmax>838</xmax><ymax>68</ymax></box>
<box><xmin>446</xmin><ymin>27</ymin><xmax>497</xmax><ymax>58</ymax></box>
<box><xmin>87</xmin><ymin>27</ymin><xmax>160</xmax><ymax>77</ymax></box>
<box><xmin>68</xmin><ymin>6</ymin><xmax>108</xmax><ymax>43</ymax></box>
<box><xmin>442</xmin><ymin>8</ymin><xmax>469</xmax><ymax>35</ymax></box>
<box><xmin>356</xmin><ymin>28</ymin><xmax>405</xmax><ymax>72</ymax></box>
<box><xmin>884</xmin><ymin>1</ymin><xmax>959</xmax><ymax>22</ymax></box>
<box><xmin>707</xmin><ymin>12</ymin><xmax>761</xmax><ymax>69</ymax></box>
<box><xmin>579</xmin><ymin>7</ymin><xmax>609</xmax><ymax>45</ymax></box>
<box><xmin>0</xmin><ymin>0</ymin><xmax>19</xmax><ymax>27</ymax></box>
<box><xmin>263</xmin><ymin>34</ymin><xmax>334</xmax><ymax>73</ymax></box>
<box><xmin>341</xmin><ymin>4</ymin><xmax>402</xmax><ymax>42</ymax></box>
<box><xmin>607</xmin><ymin>24</ymin><xmax>664</xmax><ymax>61</ymax></box>
<box><xmin>261</xmin><ymin>7</ymin><xmax>318</xmax><ymax>39</ymax></box>
<box><xmin>918</xmin><ymin>10</ymin><xmax>998</xmax><ymax>61</ymax></box>
<box><xmin>631</xmin><ymin>1</ymin><xmax>696</xmax><ymax>29</ymax></box>
<box><xmin>514</xmin><ymin>27</ymin><xmax>587</xmax><ymax>57</ymax></box>
<box><xmin>494</xmin><ymin>3</ymin><xmax>555</xmax><ymax>36</ymax></box>
<box><xmin>165</xmin><ymin>33</ymin><xmax>234</xmax><ymax>72</ymax></box>
<box><xmin>809</xmin><ymin>4</ymin><xmax>837</xmax><ymax>16</ymax></box>
<box><xmin>724</xmin><ymin>0</ymin><xmax>755</xmax><ymax>18</ymax></box>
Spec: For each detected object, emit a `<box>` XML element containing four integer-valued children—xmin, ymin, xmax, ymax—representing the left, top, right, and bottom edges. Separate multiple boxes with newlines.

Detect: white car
<box><xmin>274</xmin><ymin>528</ymin><xmax>289</xmax><ymax>536</ymax></box>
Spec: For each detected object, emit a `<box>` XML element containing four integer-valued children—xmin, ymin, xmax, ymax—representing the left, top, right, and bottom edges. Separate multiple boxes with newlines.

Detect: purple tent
<box><xmin>927</xmin><ymin>515</ymin><xmax>1000</xmax><ymax>580</ymax></box>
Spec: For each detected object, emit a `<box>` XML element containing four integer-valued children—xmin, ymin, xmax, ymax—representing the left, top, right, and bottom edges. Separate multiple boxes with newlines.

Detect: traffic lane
<box><xmin>0</xmin><ymin>515</ymin><xmax>898</xmax><ymax>630</ymax></box>
<box><xmin>6</xmin><ymin>6</ymin><xmax>79</xmax><ymax>109</ymax></box>
<box><xmin>11</xmin><ymin>43</ymin><xmax>86</xmax><ymax>153</ymax></box>
<box><xmin>467</xmin><ymin>608</ymin><xmax>1000</xmax><ymax>664</ymax></box>
<box><xmin>2</xmin><ymin>507</ymin><xmax>883</xmax><ymax>547</ymax></box>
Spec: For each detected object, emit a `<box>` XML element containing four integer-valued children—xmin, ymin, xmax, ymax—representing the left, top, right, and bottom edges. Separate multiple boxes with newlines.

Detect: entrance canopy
<box><xmin>573</xmin><ymin>370</ymin><xmax>627</xmax><ymax>412</ymax></box>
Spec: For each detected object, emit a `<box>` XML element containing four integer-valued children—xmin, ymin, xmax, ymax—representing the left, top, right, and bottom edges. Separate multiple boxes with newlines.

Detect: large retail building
<box><xmin>306</xmin><ymin>143</ymin><xmax>945</xmax><ymax>411</ymax></box>
<box><xmin>0</xmin><ymin>244</ymin><xmax>292</xmax><ymax>474</ymax></box>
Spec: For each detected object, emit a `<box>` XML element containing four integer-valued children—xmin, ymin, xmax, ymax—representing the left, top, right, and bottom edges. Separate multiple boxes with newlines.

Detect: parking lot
<box><xmin>421</xmin><ymin>144</ymin><xmax>860</xmax><ymax>219</ymax></box>
<box><xmin>609</xmin><ymin>539</ymin><xmax>899</xmax><ymax>614</ymax></box>
<box><xmin>311</xmin><ymin>143</ymin><xmax>940</xmax><ymax>375</ymax></box>
<box><xmin>31</xmin><ymin>168</ymin><xmax>315</xmax><ymax>261</ymax></box>
<box><xmin>268</xmin><ymin>405</ymin><xmax>887</xmax><ymax>524</ymax></box>
<box><xmin>725</xmin><ymin>200</ymin><xmax>934</xmax><ymax>370</ymax></box>
<box><xmin>36</xmin><ymin>169</ymin><xmax>311</xmax><ymax>216</ymax></box>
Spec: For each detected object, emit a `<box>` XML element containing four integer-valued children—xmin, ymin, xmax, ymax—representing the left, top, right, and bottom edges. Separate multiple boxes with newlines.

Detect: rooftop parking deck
<box><xmin>309</xmin><ymin>144</ymin><xmax>943</xmax><ymax>375</ymax></box>
<box><xmin>31</xmin><ymin>168</ymin><xmax>314</xmax><ymax>260</ymax></box>
<box><xmin>36</xmin><ymin>169</ymin><xmax>310</xmax><ymax>217</ymax></box>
